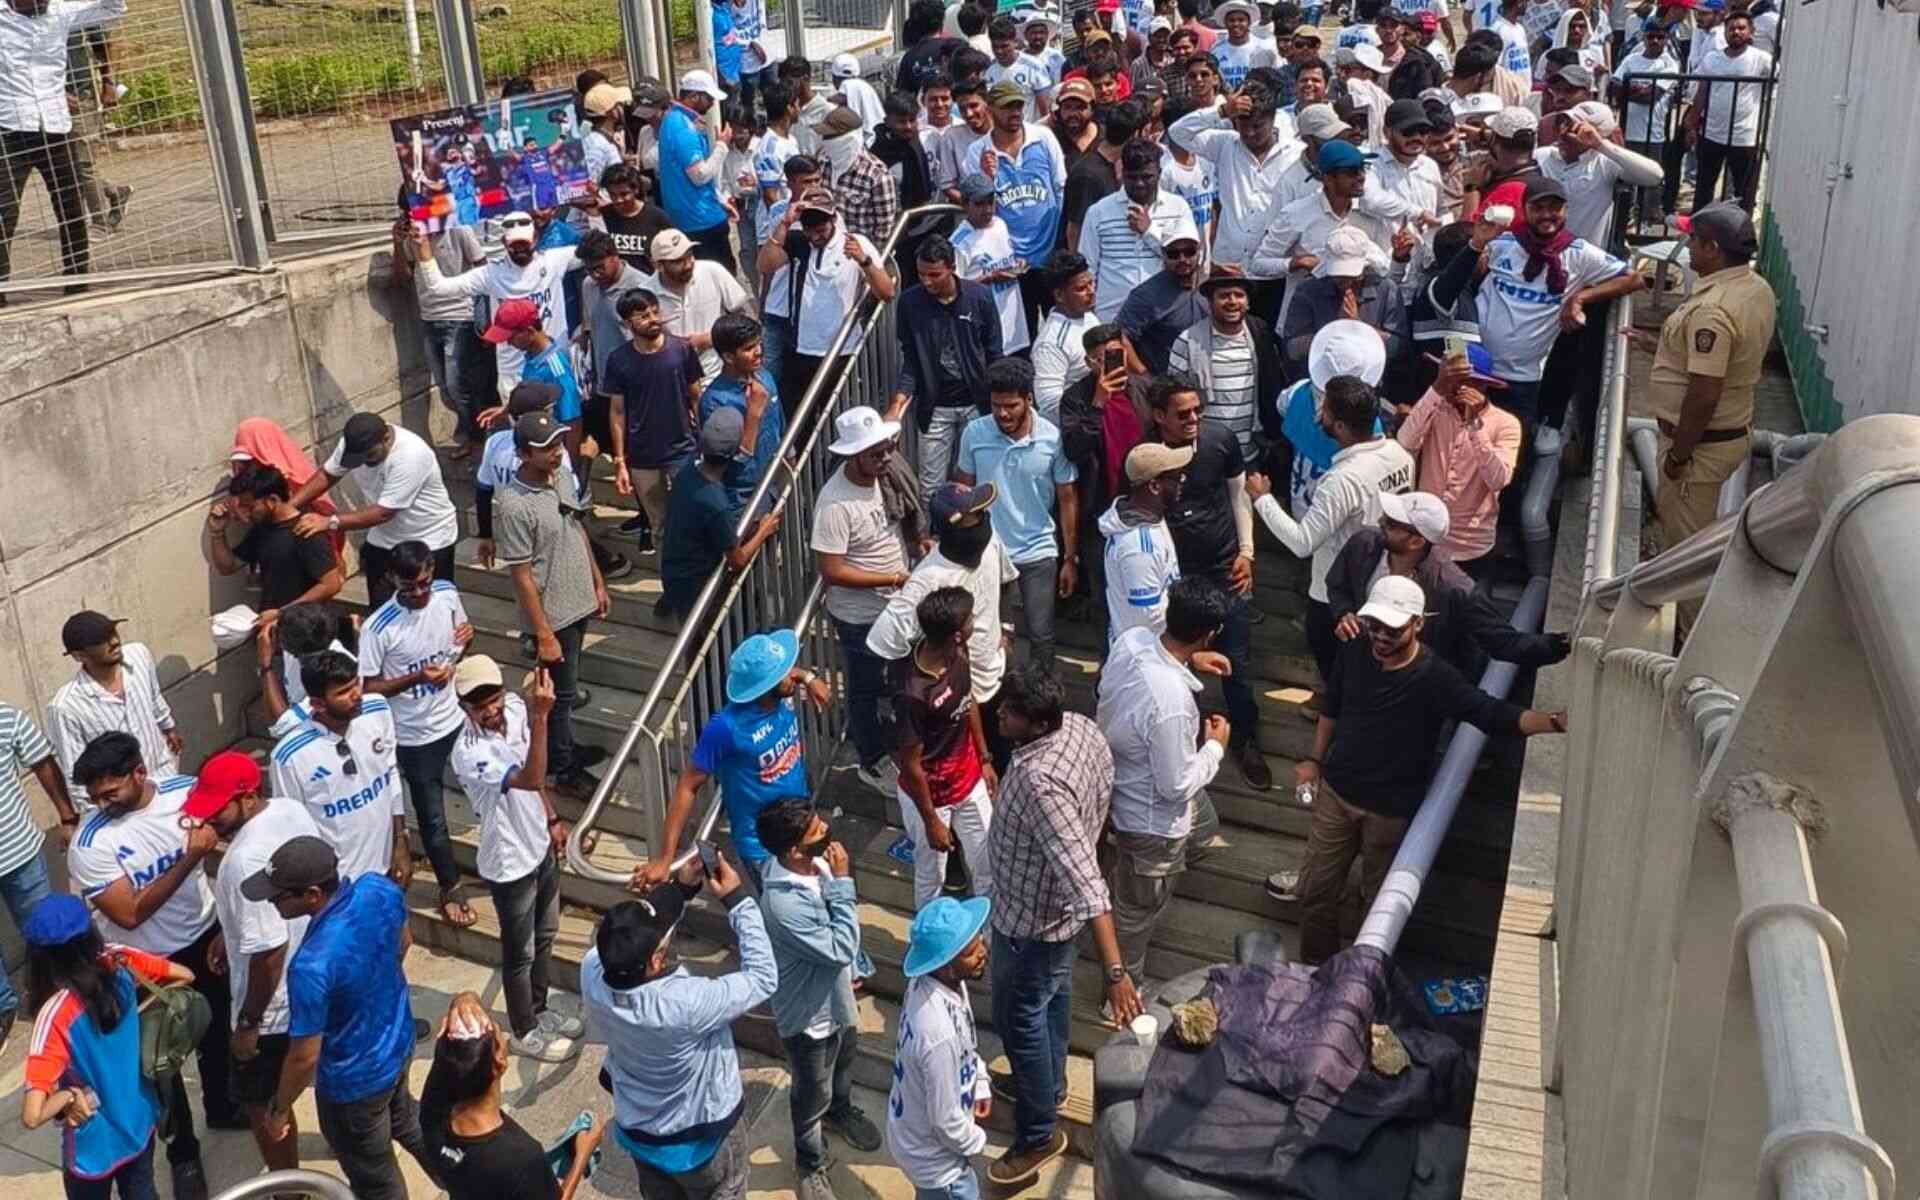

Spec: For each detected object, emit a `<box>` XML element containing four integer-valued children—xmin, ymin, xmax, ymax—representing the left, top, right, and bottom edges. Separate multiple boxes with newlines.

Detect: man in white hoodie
<box><xmin>1100</xmin><ymin>444</ymin><xmax>1191</xmax><ymax>639</ymax></box>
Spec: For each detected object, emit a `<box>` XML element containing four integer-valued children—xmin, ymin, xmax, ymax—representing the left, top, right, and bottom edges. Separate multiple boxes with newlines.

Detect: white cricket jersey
<box><xmin>449</xmin><ymin>694</ymin><xmax>553</xmax><ymax>884</ymax></box>
<box><xmin>211</xmin><ymin>798</ymin><xmax>319</xmax><ymax>1034</ymax></box>
<box><xmin>358</xmin><ymin>581</ymin><xmax>470</xmax><ymax>746</ymax></box>
<box><xmin>1099</xmin><ymin>504</ymin><xmax>1182</xmax><ymax>639</ymax></box>
<box><xmin>950</xmin><ymin>218</ymin><xmax>1031</xmax><ymax>353</ymax></box>
<box><xmin>1472</xmin><ymin>232</ymin><xmax>1629</xmax><ymax>381</ymax></box>
<box><xmin>985</xmin><ymin>54</ymin><xmax>1055</xmax><ymax>123</ymax></box>
<box><xmin>68</xmin><ymin>775</ymin><xmax>217</xmax><ymax>956</ymax></box>
<box><xmin>269</xmin><ymin>700</ymin><xmax>404</xmax><ymax>882</ymax></box>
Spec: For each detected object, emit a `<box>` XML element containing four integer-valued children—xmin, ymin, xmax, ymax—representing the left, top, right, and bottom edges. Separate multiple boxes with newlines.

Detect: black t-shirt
<box><xmin>1159</xmin><ymin>420</ymin><xmax>1246</xmax><ymax>578</ymax></box>
<box><xmin>600</xmin><ymin>336</ymin><xmax>701</xmax><ymax>468</ymax></box>
<box><xmin>1323</xmin><ymin>642</ymin><xmax>1527</xmax><ymax>819</ymax></box>
<box><xmin>602</xmin><ymin>203</ymin><xmax>674</xmax><ymax>272</ymax></box>
<box><xmin>658</xmin><ymin>459</ymin><xmax>739</xmax><ymax>615</ymax></box>
<box><xmin>897</xmin><ymin>36</ymin><xmax>965</xmax><ymax>92</ymax></box>
<box><xmin>1062</xmin><ymin>150</ymin><xmax>1118</xmax><ymax>235</ymax></box>
<box><xmin>234</xmin><ymin>521</ymin><xmax>336</xmax><ymax>611</ymax></box>
<box><xmin>421</xmin><ymin>1068</ymin><xmax>559</xmax><ymax>1200</ymax></box>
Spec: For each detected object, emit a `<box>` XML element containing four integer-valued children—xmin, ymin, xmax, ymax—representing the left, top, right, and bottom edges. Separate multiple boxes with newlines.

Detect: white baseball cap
<box><xmin>1308</xmin><ymin>319</ymin><xmax>1387</xmax><ymax>391</ymax></box>
<box><xmin>1357</xmin><ymin>574</ymin><xmax>1428</xmax><ymax>629</ymax></box>
<box><xmin>679</xmin><ymin>68</ymin><xmax>725</xmax><ymax>100</ymax></box>
<box><xmin>1564</xmin><ymin>99</ymin><xmax>1618</xmax><ymax>136</ymax></box>
<box><xmin>827</xmin><ymin>405</ymin><xmax>901</xmax><ymax>456</ymax></box>
<box><xmin>1486</xmin><ymin>106</ymin><xmax>1539</xmax><ymax>139</ymax></box>
<box><xmin>1348</xmin><ymin>43</ymin><xmax>1388</xmax><ymax>74</ymax></box>
<box><xmin>831</xmin><ymin>53</ymin><xmax>861</xmax><ymax>80</ymax></box>
<box><xmin>1149</xmin><ymin>15</ymin><xmax>1174</xmax><ymax>32</ymax></box>
<box><xmin>1379</xmin><ymin>491</ymin><xmax>1451</xmax><ymax>544</ymax></box>
<box><xmin>1451</xmin><ymin>92</ymin><xmax>1503</xmax><ymax>120</ymax></box>
<box><xmin>500</xmin><ymin>210</ymin><xmax>536</xmax><ymax>244</ymax></box>
<box><xmin>1318</xmin><ymin>226</ymin><xmax>1375</xmax><ymax>278</ymax></box>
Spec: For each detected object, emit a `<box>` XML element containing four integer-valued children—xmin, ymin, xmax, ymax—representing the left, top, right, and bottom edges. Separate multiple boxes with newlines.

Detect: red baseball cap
<box><xmin>481</xmin><ymin>297</ymin><xmax>542</xmax><ymax>344</ymax></box>
<box><xmin>183</xmin><ymin>751</ymin><xmax>263</xmax><ymax>820</ymax></box>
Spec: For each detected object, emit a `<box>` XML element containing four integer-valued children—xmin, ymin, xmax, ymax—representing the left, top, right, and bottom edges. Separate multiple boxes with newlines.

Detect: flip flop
<box><xmin>440</xmin><ymin>893</ymin><xmax>477</xmax><ymax>928</ymax></box>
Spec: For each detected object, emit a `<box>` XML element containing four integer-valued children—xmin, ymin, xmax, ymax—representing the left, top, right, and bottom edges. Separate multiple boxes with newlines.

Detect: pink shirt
<box><xmin>1395</xmin><ymin>388</ymin><xmax>1522</xmax><ymax>562</ymax></box>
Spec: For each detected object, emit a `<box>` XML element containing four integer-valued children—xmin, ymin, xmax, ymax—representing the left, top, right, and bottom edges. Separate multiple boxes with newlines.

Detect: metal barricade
<box><xmin>475</xmin><ymin>0</ymin><xmax>629</xmax><ymax>94</ymax></box>
<box><xmin>1607</xmin><ymin>62</ymin><xmax>1781</xmax><ymax>247</ymax></box>
<box><xmin>566</xmin><ymin>202</ymin><xmax>960</xmax><ymax>884</ymax></box>
<box><xmin>0</xmin><ymin>0</ymin><xmax>236</xmax><ymax>298</ymax></box>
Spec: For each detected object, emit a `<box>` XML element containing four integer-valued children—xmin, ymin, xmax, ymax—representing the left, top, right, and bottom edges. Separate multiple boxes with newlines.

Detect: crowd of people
<box><xmin>0</xmin><ymin>0</ymin><xmax>1792</xmax><ymax>1198</ymax></box>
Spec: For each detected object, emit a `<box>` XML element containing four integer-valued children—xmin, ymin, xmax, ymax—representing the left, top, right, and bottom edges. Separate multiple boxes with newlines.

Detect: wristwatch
<box><xmin>1106</xmin><ymin>963</ymin><xmax>1127</xmax><ymax>985</ymax></box>
<box><xmin>235</xmin><ymin>1011</ymin><xmax>261</xmax><ymax>1032</ymax></box>
<box><xmin>326</xmin><ymin>514</ymin><xmax>342</xmax><ymax>533</ymax></box>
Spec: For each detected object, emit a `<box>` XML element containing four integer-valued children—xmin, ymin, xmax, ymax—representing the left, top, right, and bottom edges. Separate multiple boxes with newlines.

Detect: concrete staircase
<box><xmin>239</xmin><ymin>452</ymin><xmax>1526</xmax><ymax>1164</ymax></box>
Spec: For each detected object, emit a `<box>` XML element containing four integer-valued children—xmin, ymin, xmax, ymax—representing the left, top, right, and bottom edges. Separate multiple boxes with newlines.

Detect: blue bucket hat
<box><xmin>902</xmin><ymin>896</ymin><xmax>991</xmax><ymax>978</ymax></box>
<box><xmin>23</xmin><ymin>894</ymin><xmax>91</xmax><ymax>947</ymax></box>
<box><xmin>1317</xmin><ymin>139</ymin><xmax>1375</xmax><ymax>174</ymax></box>
<box><xmin>725</xmin><ymin>628</ymin><xmax>800</xmax><ymax>704</ymax></box>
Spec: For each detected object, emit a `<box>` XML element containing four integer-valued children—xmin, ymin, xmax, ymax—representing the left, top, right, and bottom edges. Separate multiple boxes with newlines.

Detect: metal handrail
<box><xmin>208</xmin><ymin>1171</ymin><xmax>356</xmax><ymax>1200</ymax></box>
<box><xmin>565</xmin><ymin>203</ymin><xmax>961</xmax><ymax>885</ymax></box>
<box><xmin>1583</xmin><ymin>295</ymin><xmax>1632</xmax><ymax>586</ymax></box>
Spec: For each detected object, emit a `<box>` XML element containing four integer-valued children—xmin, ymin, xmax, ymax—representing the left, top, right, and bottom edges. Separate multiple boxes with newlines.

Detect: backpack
<box><xmin>135</xmin><ymin>973</ymin><xmax>211</xmax><ymax>1136</ymax></box>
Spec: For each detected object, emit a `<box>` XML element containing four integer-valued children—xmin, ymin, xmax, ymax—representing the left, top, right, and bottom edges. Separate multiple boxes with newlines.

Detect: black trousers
<box><xmin>167</xmin><ymin>923</ymin><xmax>236</xmax><ymax>1163</ymax></box>
<box><xmin>0</xmin><ymin>129</ymin><xmax>90</xmax><ymax>282</ymax></box>
<box><xmin>1694</xmin><ymin>139</ymin><xmax>1760</xmax><ymax>213</ymax></box>
<box><xmin>685</xmin><ymin>220</ymin><xmax>738</xmax><ymax>273</ymax></box>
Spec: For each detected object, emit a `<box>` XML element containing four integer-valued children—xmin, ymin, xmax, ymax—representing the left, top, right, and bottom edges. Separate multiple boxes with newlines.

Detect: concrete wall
<box><xmin>0</xmin><ymin>244</ymin><xmax>439</xmax><ymax>988</ymax></box>
<box><xmin>1759</xmin><ymin>0</ymin><xmax>1920</xmax><ymax>430</ymax></box>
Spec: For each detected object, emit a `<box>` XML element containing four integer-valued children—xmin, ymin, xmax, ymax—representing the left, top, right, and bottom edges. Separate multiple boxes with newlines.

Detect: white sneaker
<box><xmin>538</xmin><ymin>1007</ymin><xmax>586</xmax><ymax>1039</ymax></box>
<box><xmin>855</xmin><ymin>759</ymin><xmax>899</xmax><ymax>797</ymax></box>
<box><xmin>510</xmin><ymin>1027</ymin><xmax>579</xmax><ymax>1062</ymax></box>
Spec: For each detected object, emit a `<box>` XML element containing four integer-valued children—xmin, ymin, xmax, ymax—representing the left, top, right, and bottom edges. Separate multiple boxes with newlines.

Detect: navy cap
<box><xmin>1317</xmin><ymin>139</ymin><xmax>1375</xmax><ymax>173</ymax></box>
<box><xmin>958</xmin><ymin>172</ymin><xmax>995</xmax><ymax>202</ymax></box>
<box><xmin>1524</xmin><ymin>174</ymin><xmax>1570</xmax><ymax>205</ymax></box>
<box><xmin>61</xmin><ymin>610</ymin><xmax>124</xmax><ymax>654</ymax></box>
<box><xmin>930</xmin><ymin>482</ymin><xmax>997</xmax><ymax>526</ymax></box>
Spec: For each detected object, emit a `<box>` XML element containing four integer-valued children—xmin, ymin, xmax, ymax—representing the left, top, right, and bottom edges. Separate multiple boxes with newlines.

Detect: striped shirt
<box><xmin>0</xmin><ymin>704</ymin><xmax>53</xmax><ymax>875</ymax></box>
<box><xmin>1077</xmin><ymin>188</ymin><xmax>1196</xmax><ymax>323</ymax></box>
<box><xmin>1170</xmin><ymin>324</ymin><xmax>1259</xmax><ymax>455</ymax></box>
<box><xmin>47</xmin><ymin>642</ymin><xmax>177</xmax><ymax>805</ymax></box>
<box><xmin>1030</xmin><ymin>308</ymin><xmax>1101</xmax><ymax>426</ymax></box>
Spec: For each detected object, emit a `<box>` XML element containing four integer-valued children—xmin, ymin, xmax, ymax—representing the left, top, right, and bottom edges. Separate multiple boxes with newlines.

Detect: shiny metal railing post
<box><xmin>208</xmin><ymin>1171</ymin><xmax>356</xmax><ymax>1200</ymax></box>
<box><xmin>565</xmin><ymin>205</ymin><xmax>960</xmax><ymax>884</ymax></box>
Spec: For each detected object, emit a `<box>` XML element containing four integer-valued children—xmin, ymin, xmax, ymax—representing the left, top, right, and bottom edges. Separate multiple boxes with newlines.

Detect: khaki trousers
<box><xmin>1655</xmin><ymin>432</ymin><xmax>1750</xmax><ymax>636</ymax></box>
<box><xmin>1296</xmin><ymin>780</ymin><xmax>1410</xmax><ymax>965</ymax></box>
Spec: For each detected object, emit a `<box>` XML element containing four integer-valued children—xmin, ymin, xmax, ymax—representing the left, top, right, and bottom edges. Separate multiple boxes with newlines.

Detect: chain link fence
<box><xmin>0</xmin><ymin>0</ymin><xmax>907</xmax><ymax>301</ymax></box>
<box><xmin>1</xmin><ymin>0</ymin><xmax>230</xmax><ymax>298</ymax></box>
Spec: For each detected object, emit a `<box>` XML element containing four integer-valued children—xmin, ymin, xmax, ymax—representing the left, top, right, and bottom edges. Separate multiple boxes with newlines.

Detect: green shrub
<box><xmin>107</xmin><ymin>65</ymin><xmax>202</xmax><ymax>132</ymax></box>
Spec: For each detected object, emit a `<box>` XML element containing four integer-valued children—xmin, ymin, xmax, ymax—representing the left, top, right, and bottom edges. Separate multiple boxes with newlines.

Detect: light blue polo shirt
<box><xmin>956</xmin><ymin>413</ymin><xmax>1076</xmax><ymax>565</ymax></box>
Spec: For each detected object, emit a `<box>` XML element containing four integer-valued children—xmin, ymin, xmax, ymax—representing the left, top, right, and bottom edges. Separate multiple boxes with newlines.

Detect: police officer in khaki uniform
<box><xmin>1635</xmin><ymin>203</ymin><xmax>1776</xmax><ymax>601</ymax></box>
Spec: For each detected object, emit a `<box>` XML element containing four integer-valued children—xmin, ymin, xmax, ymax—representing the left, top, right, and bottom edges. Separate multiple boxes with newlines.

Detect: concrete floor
<box><xmin>0</xmin><ymin>943</ymin><xmax>1094</xmax><ymax>1200</ymax></box>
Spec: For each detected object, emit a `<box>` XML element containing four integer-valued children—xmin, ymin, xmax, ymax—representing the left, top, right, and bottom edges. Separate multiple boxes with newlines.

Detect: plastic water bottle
<box><xmin>1295</xmin><ymin>782</ymin><xmax>1316</xmax><ymax>808</ymax></box>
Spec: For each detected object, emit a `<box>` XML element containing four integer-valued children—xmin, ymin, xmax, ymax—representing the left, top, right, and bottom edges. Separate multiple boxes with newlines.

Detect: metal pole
<box><xmin>432</xmin><ymin>0</ymin><xmax>488</xmax><ymax>105</ymax></box>
<box><xmin>1584</xmin><ymin>295</ymin><xmax>1631</xmax><ymax>583</ymax></box>
<box><xmin>784</xmin><ymin>0</ymin><xmax>805</xmax><ymax>66</ymax></box>
<box><xmin>208</xmin><ymin>1169</ymin><xmax>357</xmax><ymax>1200</ymax></box>
<box><xmin>1711</xmin><ymin>775</ymin><xmax>1895</xmax><ymax>1200</ymax></box>
<box><xmin>403</xmin><ymin>0</ymin><xmax>424</xmax><ymax>87</ymax></box>
<box><xmin>179</xmin><ymin>0</ymin><xmax>273</xmax><ymax>266</ymax></box>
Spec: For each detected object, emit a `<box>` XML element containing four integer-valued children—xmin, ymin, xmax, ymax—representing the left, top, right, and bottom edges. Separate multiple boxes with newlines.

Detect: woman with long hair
<box><xmin>20</xmin><ymin>894</ymin><xmax>194</xmax><ymax>1200</ymax></box>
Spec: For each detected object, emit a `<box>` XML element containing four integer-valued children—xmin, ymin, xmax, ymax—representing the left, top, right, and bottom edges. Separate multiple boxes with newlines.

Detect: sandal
<box><xmin>439</xmin><ymin>891</ymin><xmax>477</xmax><ymax>928</ymax></box>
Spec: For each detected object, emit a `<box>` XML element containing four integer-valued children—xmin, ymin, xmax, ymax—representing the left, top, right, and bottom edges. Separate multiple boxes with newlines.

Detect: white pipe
<box><xmin>1521</xmin><ymin>424</ymin><xmax>1564</xmax><ymax>580</ymax></box>
<box><xmin>1585</xmin><ymin>296</ymin><xmax>1632</xmax><ymax>583</ymax></box>
<box><xmin>404</xmin><ymin>0</ymin><xmax>423</xmax><ymax>88</ymax></box>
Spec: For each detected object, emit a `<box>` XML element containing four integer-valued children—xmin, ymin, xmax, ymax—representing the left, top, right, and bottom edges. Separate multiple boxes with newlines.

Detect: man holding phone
<box><xmin>1394</xmin><ymin>342</ymin><xmax>1522</xmax><ymax>576</ymax></box>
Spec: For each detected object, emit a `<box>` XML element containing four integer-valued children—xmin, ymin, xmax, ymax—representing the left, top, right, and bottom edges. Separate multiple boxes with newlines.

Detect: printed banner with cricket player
<box><xmin>391</xmin><ymin>89</ymin><xmax>594</xmax><ymax>232</ymax></box>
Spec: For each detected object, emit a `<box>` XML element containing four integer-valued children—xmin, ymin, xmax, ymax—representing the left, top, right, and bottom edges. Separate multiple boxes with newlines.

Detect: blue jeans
<box><xmin>0</xmin><ymin>848</ymin><xmax>52</xmax><ymax>1014</ymax></box>
<box><xmin>831</xmin><ymin>616</ymin><xmax>894</xmax><ymax>769</ymax></box>
<box><xmin>63</xmin><ymin>1133</ymin><xmax>156</xmax><ymax>1200</ymax></box>
<box><xmin>761</xmin><ymin>313</ymin><xmax>793</xmax><ymax>402</ymax></box>
<box><xmin>915</xmin><ymin>1170</ymin><xmax>981</xmax><ymax>1200</ymax></box>
<box><xmin>395</xmin><ymin>726</ymin><xmax>461</xmax><ymax>892</ymax></box>
<box><xmin>988</xmin><ymin>929</ymin><xmax>1075</xmax><ymax>1151</ymax></box>
<box><xmin>420</xmin><ymin>319</ymin><xmax>472</xmax><ymax>440</ymax></box>
<box><xmin>783</xmin><ymin>1026</ymin><xmax>857</xmax><ymax>1175</ymax></box>
<box><xmin>1212</xmin><ymin>585</ymin><xmax>1258</xmax><ymax>740</ymax></box>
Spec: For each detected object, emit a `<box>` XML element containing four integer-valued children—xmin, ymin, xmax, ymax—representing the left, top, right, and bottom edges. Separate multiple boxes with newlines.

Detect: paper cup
<box><xmin>1131</xmin><ymin>1013</ymin><xmax>1159</xmax><ymax>1048</ymax></box>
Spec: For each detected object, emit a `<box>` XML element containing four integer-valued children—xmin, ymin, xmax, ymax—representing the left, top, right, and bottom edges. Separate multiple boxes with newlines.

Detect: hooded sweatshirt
<box><xmin>1099</xmin><ymin>499</ymin><xmax>1182</xmax><ymax>639</ymax></box>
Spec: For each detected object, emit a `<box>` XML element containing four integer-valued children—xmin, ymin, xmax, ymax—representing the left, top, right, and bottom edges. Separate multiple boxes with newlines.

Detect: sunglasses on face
<box><xmin>1359</xmin><ymin>617</ymin><xmax>1406</xmax><ymax>638</ymax></box>
<box><xmin>1164</xmin><ymin>244</ymin><xmax>1200</xmax><ymax>258</ymax></box>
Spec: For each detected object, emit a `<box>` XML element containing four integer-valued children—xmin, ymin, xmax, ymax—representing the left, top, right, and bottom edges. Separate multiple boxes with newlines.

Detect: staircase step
<box><xmin>402</xmin><ymin>880</ymin><xmax>1105</xmax><ymax>1160</ymax></box>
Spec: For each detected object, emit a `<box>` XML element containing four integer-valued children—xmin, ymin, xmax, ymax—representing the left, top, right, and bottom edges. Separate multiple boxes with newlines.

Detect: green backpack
<box><xmin>135</xmin><ymin>974</ymin><xmax>211</xmax><ymax>1136</ymax></box>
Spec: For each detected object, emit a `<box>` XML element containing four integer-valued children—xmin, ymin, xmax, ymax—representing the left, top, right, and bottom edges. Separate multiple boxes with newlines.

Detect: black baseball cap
<box><xmin>240</xmin><ymin>835</ymin><xmax>340</xmax><ymax>901</ymax></box>
<box><xmin>61</xmin><ymin>610</ymin><xmax>125</xmax><ymax>654</ymax></box>
<box><xmin>1385</xmin><ymin>98</ymin><xmax>1432</xmax><ymax>134</ymax></box>
<box><xmin>508</xmin><ymin>380</ymin><xmax>561</xmax><ymax>416</ymax></box>
<box><xmin>338</xmin><ymin>412</ymin><xmax>390</xmax><ymax>468</ymax></box>
<box><xmin>1524</xmin><ymin>175</ymin><xmax>1570</xmax><ymax>205</ymax></box>
<box><xmin>596</xmin><ymin>887</ymin><xmax>688</xmax><ymax>988</ymax></box>
<box><xmin>513</xmin><ymin>411</ymin><xmax>568</xmax><ymax>451</ymax></box>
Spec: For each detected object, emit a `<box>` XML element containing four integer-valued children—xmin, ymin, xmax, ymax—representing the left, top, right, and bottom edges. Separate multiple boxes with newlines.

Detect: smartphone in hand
<box><xmin>696</xmin><ymin>840</ymin><xmax>722</xmax><ymax>880</ymax></box>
